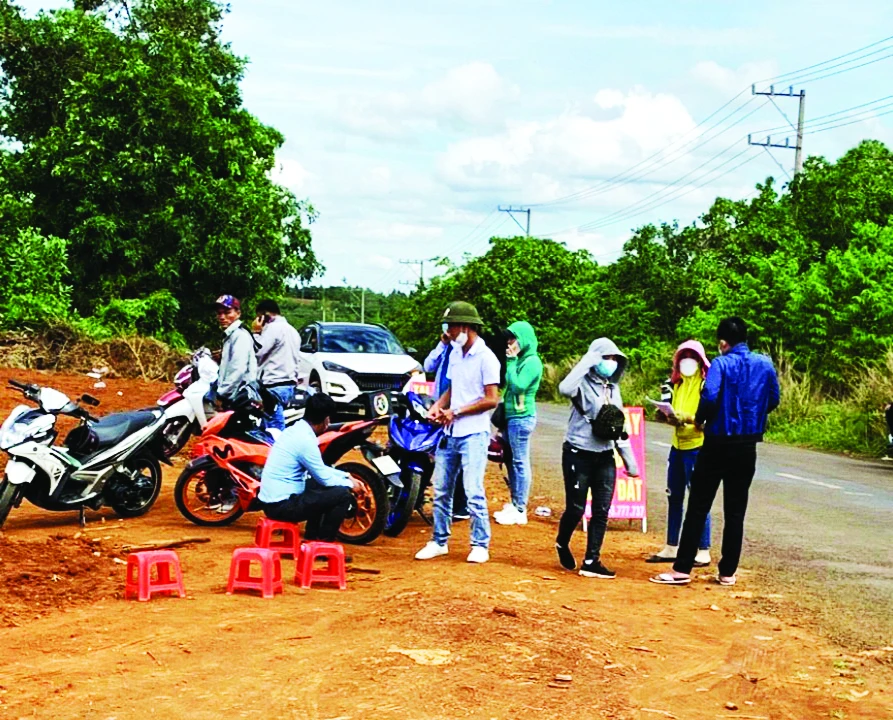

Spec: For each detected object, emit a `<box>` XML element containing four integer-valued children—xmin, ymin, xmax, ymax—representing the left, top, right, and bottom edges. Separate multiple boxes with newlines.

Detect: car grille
<box><xmin>352</xmin><ymin>373</ymin><xmax>408</xmax><ymax>392</ymax></box>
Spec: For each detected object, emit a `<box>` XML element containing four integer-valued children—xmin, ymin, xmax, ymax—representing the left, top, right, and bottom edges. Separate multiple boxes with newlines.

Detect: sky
<box><xmin>15</xmin><ymin>1</ymin><xmax>893</xmax><ymax>291</ymax></box>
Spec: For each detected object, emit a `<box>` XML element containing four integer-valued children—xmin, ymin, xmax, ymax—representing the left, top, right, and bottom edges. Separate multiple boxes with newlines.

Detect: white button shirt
<box><xmin>446</xmin><ymin>336</ymin><xmax>501</xmax><ymax>438</ymax></box>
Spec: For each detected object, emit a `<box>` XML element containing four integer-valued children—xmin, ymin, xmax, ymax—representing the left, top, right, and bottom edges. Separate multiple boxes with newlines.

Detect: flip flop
<box><xmin>718</xmin><ymin>575</ymin><xmax>737</xmax><ymax>586</ymax></box>
<box><xmin>649</xmin><ymin>572</ymin><xmax>691</xmax><ymax>585</ymax></box>
<box><xmin>645</xmin><ymin>554</ymin><xmax>676</xmax><ymax>564</ymax></box>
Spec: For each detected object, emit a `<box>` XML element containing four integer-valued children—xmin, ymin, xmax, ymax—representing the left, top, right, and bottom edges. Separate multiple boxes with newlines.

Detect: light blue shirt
<box><xmin>258</xmin><ymin>420</ymin><xmax>352</xmax><ymax>503</ymax></box>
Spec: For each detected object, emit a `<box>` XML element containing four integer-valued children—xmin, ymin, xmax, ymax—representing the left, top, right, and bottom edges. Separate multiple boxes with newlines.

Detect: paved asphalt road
<box><xmin>529</xmin><ymin>403</ymin><xmax>893</xmax><ymax>645</ymax></box>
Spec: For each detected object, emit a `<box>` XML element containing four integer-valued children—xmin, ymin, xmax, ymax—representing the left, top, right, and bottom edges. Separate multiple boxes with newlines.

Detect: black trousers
<box><xmin>556</xmin><ymin>443</ymin><xmax>616</xmax><ymax>562</ymax></box>
<box><xmin>673</xmin><ymin>441</ymin><xmax>757</xmax><ymax>577</ymax></box>
<box><xmin>262</xmin><ymin>485</ymin><xmax>354</xmax><ymax>542</ymax></box>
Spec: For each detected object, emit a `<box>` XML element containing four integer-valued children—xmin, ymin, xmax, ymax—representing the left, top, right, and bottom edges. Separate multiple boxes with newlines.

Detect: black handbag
<box><xmin>491</xmin><ymin>402</ymin><xmax>507</xmax><ymax>431</ymax></box>
<box><xmin>571</xmin><ymin>386</ymin><xmax>628</xmax><ymax>441</ymax></box>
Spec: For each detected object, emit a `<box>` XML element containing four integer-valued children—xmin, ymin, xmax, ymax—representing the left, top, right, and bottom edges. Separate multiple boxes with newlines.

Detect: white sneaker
<box><xmin>694</xmin><ymin>549</ymin><xmax>712</xmax><ymax>566</ymax></box>
<box><xmin>467</xmin><ymin>547</ymin><xmax>489</xmax><ymax>564</ymax></box>
<box><xmin>494</xmin><ymin>505</ymin><xmax>528</xmax><ymax>526</ymax></box>
<box><xmin>415</xmin><ymin>541</ymin><xmax>448</xmax><ymax>561</ymax></box>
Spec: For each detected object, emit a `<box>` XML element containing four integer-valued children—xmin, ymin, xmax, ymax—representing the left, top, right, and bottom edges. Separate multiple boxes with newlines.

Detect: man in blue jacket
<box><xmin>651</xmin><ymin>317</ymin><xmax>779</xmax><ymax>587</ymax></box>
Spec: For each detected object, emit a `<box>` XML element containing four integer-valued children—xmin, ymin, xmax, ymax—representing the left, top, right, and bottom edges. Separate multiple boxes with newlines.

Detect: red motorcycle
<box><xmin>173</xmin><ymin>394</ymin><xmax>398</xmax><ymax>545</ymax></box>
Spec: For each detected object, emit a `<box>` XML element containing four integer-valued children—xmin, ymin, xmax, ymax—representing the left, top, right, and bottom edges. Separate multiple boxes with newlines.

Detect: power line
<box><xmin>523</xmin><ymin>34</ymin><xmax>893</xmax><ymax>211</ymax></box>
<box><xmin>575</xmin><ymin>146</ymin><xmax>756</xmax><ymax>233</ymax></box>
<box><xmin>806</xmin><ymin>105</ymin><xmax>893</xmax><ymax>134</ymax></box>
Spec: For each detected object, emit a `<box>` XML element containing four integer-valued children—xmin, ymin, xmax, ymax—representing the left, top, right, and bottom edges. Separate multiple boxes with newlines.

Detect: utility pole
<box><xmin>399</xmin><ymin>259</ymin><xmax>427</xmax><ymax>289</ymax></box>
<box><xmin>498</xmin><ymin>205</ymin><xmax>531</xmax><ymax>236</ymax></box>
<box><xmin>747</xmin><ymin>85</ymin><xmax>807</xmax><ymax>176</ymax></box>
<box><xmin>342</xmin><ymin>278</ymin><xmax>366</xmax><ymax>323</ymax></box>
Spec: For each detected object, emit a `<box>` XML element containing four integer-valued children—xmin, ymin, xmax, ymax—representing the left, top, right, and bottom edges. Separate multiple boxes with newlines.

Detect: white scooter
<box><xmin>0</xmin><ymin>378</ymin><xmax>196</xmax><ymax>528</ymax></box>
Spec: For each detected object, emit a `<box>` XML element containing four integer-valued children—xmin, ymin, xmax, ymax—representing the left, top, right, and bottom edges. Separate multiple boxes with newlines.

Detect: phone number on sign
<box><xmin>609</xmin><ymin>504</ymin><xmax>646</xmax><ymax>519</ymax></box>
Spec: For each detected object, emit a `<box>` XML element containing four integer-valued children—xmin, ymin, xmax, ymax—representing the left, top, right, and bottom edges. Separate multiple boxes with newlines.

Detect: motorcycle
<box><xmin>0</xmin><ymin>379</ymin><xmax>187</xmax><ymax>528</ymax></box>
<box><xmin>155</xmin><ymin>348</ymin><xmax>219</xmax><ymax>458</ymax></box>
<box><xmin>173</xmin><ymin>390</ymin><xmax>401</xmax><ymax>545</ymax></box>
<box><xmin>377</xmin><ymin>391</ymin><xmax>511</xmax><ymax>537</ymax></box>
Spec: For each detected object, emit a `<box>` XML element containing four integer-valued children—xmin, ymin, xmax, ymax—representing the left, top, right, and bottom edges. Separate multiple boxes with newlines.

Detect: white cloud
<box><xmin>691</xmin><ymin>60</ymin><xmax>779</xmax><ymax>93</ymax></box>
<box><xmin>271</xmin><ymin>158</ymin><xmax>312</xmax><ymax>195</ymax></box>
<box><xmin>438</xmin><ymin>88</ymin><xmax>697</xmax><ymax>195</ymax></box>
<box><xmin>365</xmin><ymin>255</ymin><xmax>396</xmax><ymax>270</ymax></box>
<box><xmin>421</xmin><ymin>62</ymin><xmax>520</xmax><ymax>128</ymax></box>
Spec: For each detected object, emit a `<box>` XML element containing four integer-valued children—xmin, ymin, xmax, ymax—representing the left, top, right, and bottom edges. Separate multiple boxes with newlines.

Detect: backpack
<box><xmin>572</xmin><ymin>385</ymin><xmax>629</xmax><ymax>442</ymax></box>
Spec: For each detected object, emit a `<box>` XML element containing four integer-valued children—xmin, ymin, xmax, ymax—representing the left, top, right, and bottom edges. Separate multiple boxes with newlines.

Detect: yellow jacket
<box><xmin>671</xmin><ymin>376</ymin><xmax>704</xmax><ymax>451</ymax></box>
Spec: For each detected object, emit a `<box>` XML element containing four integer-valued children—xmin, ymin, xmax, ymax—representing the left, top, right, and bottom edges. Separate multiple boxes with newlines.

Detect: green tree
<box><xmin>0</xmin><ymin>0</ymin><xmax>319</xmax><ymax>339</ymax></box>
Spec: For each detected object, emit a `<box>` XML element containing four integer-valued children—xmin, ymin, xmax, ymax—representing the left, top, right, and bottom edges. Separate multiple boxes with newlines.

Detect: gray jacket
<box><xmin>217</xmin><ymin>319</ymin><xmax>259</xmax><ymax>401</ymax></box>
<box><xmin>255</xmin><ymin>316</ymin><xmax>300</xmax><ymax>385</ymax></box>
<box><xmin>558</xmin><ymin>337</ymin><xmax>638</xmax><ymax>475</ymax></box>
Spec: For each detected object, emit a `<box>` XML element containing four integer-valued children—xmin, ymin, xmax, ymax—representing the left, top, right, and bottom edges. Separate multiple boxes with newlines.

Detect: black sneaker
<box><xmin>452</xmin><ymin>512</ymin><xmax>470</xmax><ymax>521</ymax></box>
<box><xmin>555</xmin><ymin>543</ymin><xmax>576</xmax><ymax>571</ymax></box>
<box><xmin>579</xmin><ymin>559</ymin><xmax>615</xmax><ymax>579</ymax></box>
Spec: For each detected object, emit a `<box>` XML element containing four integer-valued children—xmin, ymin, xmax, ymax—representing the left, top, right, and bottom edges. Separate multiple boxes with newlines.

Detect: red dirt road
<box><xmin>0</xmin><ymin>370</ymin><xmax>890</xmax><ymax>719</ymax></box>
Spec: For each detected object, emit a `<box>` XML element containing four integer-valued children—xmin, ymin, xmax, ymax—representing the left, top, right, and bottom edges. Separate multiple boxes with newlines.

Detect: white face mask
<box><xmin>451</xmin><ymin>331</ymin><xmax>468</xmax><ymax>349</ymax></box>
<box><xmin>679</xmin><ymin>358</ymin><xmax>700</xmax><ymax>377</ymax></box>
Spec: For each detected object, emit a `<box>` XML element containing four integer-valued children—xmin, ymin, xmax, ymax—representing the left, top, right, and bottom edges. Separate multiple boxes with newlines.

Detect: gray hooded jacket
<box><xmin>558</xmin><ymin>337</ymin><xmax>638</xmax><ymax>475</ymax></box>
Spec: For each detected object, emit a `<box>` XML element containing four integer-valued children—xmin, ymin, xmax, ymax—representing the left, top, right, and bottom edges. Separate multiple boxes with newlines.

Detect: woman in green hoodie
<box><xmin>494</xmin><ymin>321</ymin><xmax>544</xmax><ymax>526</ymax></box>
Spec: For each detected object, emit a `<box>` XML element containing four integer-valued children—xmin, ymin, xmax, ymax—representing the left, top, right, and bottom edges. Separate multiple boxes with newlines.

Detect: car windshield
<box><xmin>320</xmin><ymin>325</ymin><xmax>405</xmax><ymax>355</ymax></box>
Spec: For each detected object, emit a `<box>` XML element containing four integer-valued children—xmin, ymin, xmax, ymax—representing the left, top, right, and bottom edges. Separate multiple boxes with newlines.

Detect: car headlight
<box><xmin>322</xmin><ymin>361</ymin><xmax>353</xmax><ymax>374</ymax></box>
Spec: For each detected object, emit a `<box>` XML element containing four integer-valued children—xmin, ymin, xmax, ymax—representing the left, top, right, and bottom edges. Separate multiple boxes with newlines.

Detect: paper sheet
<box><xmin>646</xmin><ymin>397</ymin><xmax>676</xmax><ymax>419</ymax></box>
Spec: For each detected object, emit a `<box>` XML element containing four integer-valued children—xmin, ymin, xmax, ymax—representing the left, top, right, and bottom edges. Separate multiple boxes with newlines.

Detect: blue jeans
<box><xmin>264</xmin><ymin>384</ymin><xmax>295</xmax><ymax>431</ymax></box>
<box><xmin>432</xmin><ymin>431</ymin><xmax>491</xmax><ymax>548</ymax></box>
<box><xmin>506</xmin><ymin>415</ymin><xmax>537</xmax><ymax>513</ymax></box>
<box><xmin>667</xmin><ymin>447</ymin><xmax>711</xmax><ymax>549</ymax></box>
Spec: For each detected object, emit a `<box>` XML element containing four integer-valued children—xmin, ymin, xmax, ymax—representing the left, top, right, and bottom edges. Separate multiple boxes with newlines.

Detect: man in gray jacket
<box><xmin>214</xmin><ymin>295</ymin><xmax>258</xmax><ymax>406</ymax></box>
<box><xmin>253</xmin><ymin>299</ymin><xmax>301</xmax><ymax>430</ymax></box>
<box><xmin>555</xmin><ymin>337</ymin><xmax>639</xmax><ymax>579</ymax></box>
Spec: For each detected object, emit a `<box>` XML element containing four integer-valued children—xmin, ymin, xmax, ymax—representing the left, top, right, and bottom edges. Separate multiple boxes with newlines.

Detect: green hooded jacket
<box><xmin>504</xmin><ymin>321</ymin><xmax>544</xmax><ymax>419</ymax></box>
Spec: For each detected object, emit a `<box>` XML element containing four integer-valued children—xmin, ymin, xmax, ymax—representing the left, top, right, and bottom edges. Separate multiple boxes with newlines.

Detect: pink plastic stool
<box><xmin>227</xmin><ymin>547</ymin><xmax>283</xmax><ymax>598</ymax></box>
<box><xmin>295</xmin><ymin>541</ymin><xmax>347</xmax><ymax>590</ymax></box>
<box><xmin>254</xmin><ymin>517</ymin><xmax>301</xmax><ymax>558</ymax></box>
<box><xmin>125</xmin><ymin>550</ymin><xmax>186</xmax><ymax>602</ymax></box>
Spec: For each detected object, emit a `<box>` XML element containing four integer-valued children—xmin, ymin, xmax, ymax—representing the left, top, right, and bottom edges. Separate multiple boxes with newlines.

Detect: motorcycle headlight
<box><xmin>322</xmin><ymin>361</ymin><xmax>353</xmax><ymax>374</ymax></box>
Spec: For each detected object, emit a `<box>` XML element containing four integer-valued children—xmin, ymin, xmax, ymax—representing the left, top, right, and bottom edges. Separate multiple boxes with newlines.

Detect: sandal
<box><xmin>718</xmin><ymin>575</ymin><xmax>737</xmax><ymax>586</ymax></box>
<box><xmin>649</xmin><ymin>572</ymin><xmax>691</xmax><ymax>585</ymax></box>
<box><xmin>645</xmin><ymin>554</ymin><xmax>676</xmax><ymax>564</ymax></box>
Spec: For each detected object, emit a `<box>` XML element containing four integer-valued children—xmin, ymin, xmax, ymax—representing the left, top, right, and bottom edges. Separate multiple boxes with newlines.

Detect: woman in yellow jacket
<box><xmin>647</xmin><ymin>340</ymin><xmax>712</xmax><ymax>566</ymax></box>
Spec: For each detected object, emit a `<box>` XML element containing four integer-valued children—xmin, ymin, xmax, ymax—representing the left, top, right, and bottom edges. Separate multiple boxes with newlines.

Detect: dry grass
<box><xmin>0</xmin><ymin>327</ymin><xmax>185</xmax><ymax>381</ymax></box>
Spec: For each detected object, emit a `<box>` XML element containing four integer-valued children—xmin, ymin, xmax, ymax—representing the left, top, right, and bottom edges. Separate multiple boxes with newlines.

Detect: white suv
<box><xmin>296</xmin><ymin>322</ymin><xmax>424</xmax><ymax>413</ymax></box>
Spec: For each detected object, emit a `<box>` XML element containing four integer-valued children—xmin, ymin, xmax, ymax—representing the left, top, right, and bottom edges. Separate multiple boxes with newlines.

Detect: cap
<box><xmin>215</xmin><ymin>294</ymin><xmax>241</xmax><ymax>311</ymax></box>
<box><xmin>441</xmin><ymin>301</ymin><xmax>483</xmax><ymax>326</ymax></box>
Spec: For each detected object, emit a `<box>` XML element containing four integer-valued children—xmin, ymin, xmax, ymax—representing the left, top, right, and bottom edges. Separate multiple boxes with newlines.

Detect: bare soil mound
<box><xmin>0</xmin><ymin>534</ymin><xmax>121</xmax><ymax>626</ymax></box>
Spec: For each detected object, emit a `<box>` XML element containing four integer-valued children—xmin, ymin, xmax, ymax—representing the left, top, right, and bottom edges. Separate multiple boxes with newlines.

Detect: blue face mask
<box><xmin>596</xmin><ymin>359</ymin><xmax>618</xmax><ymax>378</ymax></box>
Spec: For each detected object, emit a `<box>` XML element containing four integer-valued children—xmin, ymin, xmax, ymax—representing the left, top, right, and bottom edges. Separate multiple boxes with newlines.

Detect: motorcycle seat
<box><xmin>89</xmin><ymin>410</ymin><xmax>160</xmax><ymax>449</ymax></box>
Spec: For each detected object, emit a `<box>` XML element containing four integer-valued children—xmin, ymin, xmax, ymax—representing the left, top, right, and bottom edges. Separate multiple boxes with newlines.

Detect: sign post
<box><xmin>584</xmin><ymin>406</ymin><xmax>648</xmax><ymax>533</ymax></box>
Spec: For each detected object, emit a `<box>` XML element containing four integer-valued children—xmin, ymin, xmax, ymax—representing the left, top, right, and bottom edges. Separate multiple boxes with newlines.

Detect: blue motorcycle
<box><xmin>380</xmin><ymin>392</ymin><xmax>444</xmax><ymax>537</ymax></box>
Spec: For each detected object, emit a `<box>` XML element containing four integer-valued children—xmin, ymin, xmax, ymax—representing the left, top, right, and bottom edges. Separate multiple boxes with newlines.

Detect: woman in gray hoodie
<box><xmin>555</xmin><ymin>338</ymin><xmax>639</xmax><ymax>579</ymax></box>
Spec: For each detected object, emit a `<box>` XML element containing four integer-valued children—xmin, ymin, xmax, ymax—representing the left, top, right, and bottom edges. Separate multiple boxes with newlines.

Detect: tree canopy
<box><xmin>0</xmin><ymin>0</ymin><xmax>320</xmax><ymax>341</ymax></box>
<box><xmin>388</xmin><ymin>140</ymin><xmax>893</xmax><ymax>387</ymax></box>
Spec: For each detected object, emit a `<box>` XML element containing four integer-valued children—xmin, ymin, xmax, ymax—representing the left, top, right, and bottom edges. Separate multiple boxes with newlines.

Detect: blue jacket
<box><xmin>696</xmin><ymin>343</ymin><xmax>780</xmax><ymax>444</ymax></box>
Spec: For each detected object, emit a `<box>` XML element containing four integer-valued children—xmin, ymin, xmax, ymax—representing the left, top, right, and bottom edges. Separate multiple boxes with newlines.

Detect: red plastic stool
<box><xmin>295</xmin><ymin>541</ymin><xmax>347</xmax><ymax>590</ymax></box>
<box><xmin>227</xmin><ymin>547</ymin><xmax>283</xmax><ymax>598</ymax></box>
<box><xmin>254</xmin><ymin>517</ymin><xmax>301</xmax><ymax>558</ymax></box>
<box><xmin>125</xmin><ymin>550</ymin><xmax>186</xmax><ymax>602</ymax></box>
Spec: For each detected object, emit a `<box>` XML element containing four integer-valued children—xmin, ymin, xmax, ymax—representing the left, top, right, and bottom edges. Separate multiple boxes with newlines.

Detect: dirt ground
<box><xmin>0</xmin><ymin>370</ymin><xmax>891</xmax><ymax>720</ymax></box>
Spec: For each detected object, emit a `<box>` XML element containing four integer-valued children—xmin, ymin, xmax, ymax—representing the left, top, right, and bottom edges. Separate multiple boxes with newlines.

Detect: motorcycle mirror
<box><xmin>80</xmin><ymin>393</ymin><xmax>101</xmax><ymax>407</ymax></box>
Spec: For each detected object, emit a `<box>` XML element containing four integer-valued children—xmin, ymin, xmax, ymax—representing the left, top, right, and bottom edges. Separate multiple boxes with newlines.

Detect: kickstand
<box><xmin>78</xmin><ymin>506</ymin><xmax>86</xmax><ymax>528</ymax></box>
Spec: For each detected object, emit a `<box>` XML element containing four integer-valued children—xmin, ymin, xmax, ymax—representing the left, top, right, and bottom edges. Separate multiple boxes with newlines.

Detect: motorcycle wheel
<box><xmin>107</xmin><ymin>455</ymin><xmax>162</xmax><ymax>518</ymax></box>
<box><xmin>0</xmin><ymin>478</ymin><xmax>22</xmax><ymax>529</ymax></box>
<box><xmin>383</xmin><ymin>466</ymin><xmax>421</xmax><ymax>537</ymax></box>
<box><xmin>174</xmin><ymin>458</ymin><xmax>244</xmax><ymax>527</ymax></box>
<box><xmin>336</xmin><ymin>461</ymin><xmax>388</xmax><ymax>545</ymax></box>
